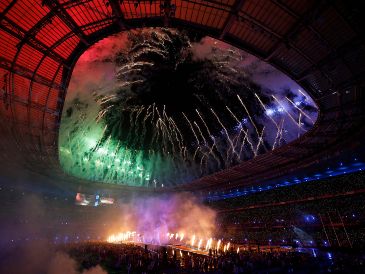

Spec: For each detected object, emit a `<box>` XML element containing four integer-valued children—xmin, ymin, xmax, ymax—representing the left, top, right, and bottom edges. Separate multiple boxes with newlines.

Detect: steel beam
<box><xmin>0</xmin><ymin>92</ymin><xmax>59</xmax><ymax>116</ymax></box>
<box><xmin>0</xmin><ymin>57</ymin><xmax>61</xmax><ymax>90</ymax></box>
<box><xmin>264</xmin><ymin>0</ymin><xmax>330</xmax><ymax>62</ymax></box>
<box><xmin>0</xmin><ymin>18</ymin><xmax>67</xmax><ymax>66</ymax></box>
<box><xmin>109</xmin><ymin>0</ymin><xmax>126</xmax><ymax>30</ymax></box>
<box><xmin>0</xmin><ymin>0</ymin><xmax>17</xmax><ymax>22</ymax></box>
<box><xmin>220</xmin><ymin>0</ymin><xmax>246</xmax><ymax>39</ymax></box>
<box><xmin>43</xmin><ymin>0</ymin><xmax>90</xmax><ymax>46</ymax></box>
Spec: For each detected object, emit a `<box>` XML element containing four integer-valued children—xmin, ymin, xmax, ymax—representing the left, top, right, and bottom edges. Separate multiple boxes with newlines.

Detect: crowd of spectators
<box><xmin>208</xmin><ymin>172</ymin><xmax>365</xmax><ymax>249</ymax></box>
<box><xmin>61</xmin><ymin>242</ymin><xmax>365</xmax><ymax>274</ymax></box>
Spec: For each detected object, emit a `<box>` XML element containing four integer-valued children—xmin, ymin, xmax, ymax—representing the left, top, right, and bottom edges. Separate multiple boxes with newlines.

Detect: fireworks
<box><xmin>107</xmin><ymin>227</ymin><xmax>236</xmax><ymax>258</ymax></box>
<box><xmin>216</xmin><ymin>239</ymin><xmax>221</xmax><ymax>251</ymax></box>
<box><xmin>59</xmin><ymin>29</ymin><xmax>318</xmax><ymax>187</ymax></box>
<box><xmin>191</xmin><ymin>235</ymin><xmax>196</xmax><ymax>246</ymax></box>
<box><xmin>197</xmin><ymin>239</ymin><xmax>203</xmax><ymax>250</ymax></box>
<box><xmin>107</xmin><ymin>231</ymin><xmax>137</xmax><ymax>243</ymax></box>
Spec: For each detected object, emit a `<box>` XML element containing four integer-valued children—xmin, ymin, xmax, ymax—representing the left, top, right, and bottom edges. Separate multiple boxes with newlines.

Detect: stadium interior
<box><xmin>0</xmin><ymin>0</ymin><xmax>365</xmax><ymax>273</ymax></box>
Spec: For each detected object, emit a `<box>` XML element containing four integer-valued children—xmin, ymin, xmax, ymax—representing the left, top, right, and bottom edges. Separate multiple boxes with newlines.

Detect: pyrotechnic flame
<box><xmin>217</xmin><ymin>239</ymin><xmax>221</xmax><ymax>251</ymax></box>
<box><xmin>191</xmin><ymin>235</ymin><xmax>196</xmax><ymax>246</ymax></box>
<box><xmin>205</xmin><ymin>238</ymin><xmax>212</xmax><ymax>250</ymax></box>
<box><xmin>198</xmin><ymin>239</ymin><xmax>203</xmax><ymax>250</ymax></box>
<box><xmin>107</xmin><ymin>231</ymin><xmax>137</xmax><ymax>243</ymax></box>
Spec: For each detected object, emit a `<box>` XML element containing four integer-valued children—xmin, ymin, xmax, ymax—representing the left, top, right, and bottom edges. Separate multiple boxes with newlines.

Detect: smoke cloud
<box><xmin>0</xmin><ymin>182</ymin><xmax>215</xmax><ymax>273</ymax></box>
<box><xmin>0</xmin><ymin>191</ymin><xmax>107</xmax><ymax>274</ymax></box>
<box><xmin>107</xmin><ymin>193</ymin><xmax>217</xmax><ymax>242</ymax></box>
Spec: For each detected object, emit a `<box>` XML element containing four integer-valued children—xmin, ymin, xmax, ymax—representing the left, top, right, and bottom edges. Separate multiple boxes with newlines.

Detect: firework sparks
<box><xmin>59</xmin><ymin>28</ymin><xmax>318</xmax><ymax>187</ymax></box>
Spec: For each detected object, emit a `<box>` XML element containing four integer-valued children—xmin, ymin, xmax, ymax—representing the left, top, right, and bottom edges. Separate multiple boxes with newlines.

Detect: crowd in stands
<box><xmin>207</xmin><ymin>172</ymin><xmax>365</xmax><ymax>249</ymax></box>
<box><xmin>61</xmin><ymin>242</ymin><xmax>365</xmax><ymax>273</ymax></box>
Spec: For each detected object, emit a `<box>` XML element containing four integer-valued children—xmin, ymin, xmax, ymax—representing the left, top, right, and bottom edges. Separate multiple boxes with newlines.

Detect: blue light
<box><xmin>312</xmin><ymin>249</ymin><xmax>317</xmax><ymax>258</ymax></box>
<box><xmin>305</xmin><ymin>215</ymin><xmax>316</xmax><ymax>222</ymax></box>
<box><xmin>327</xmin><ymin>252</ymin><xmax>333</xmax><ymax>260</ymax></box>
<box><xmin>207</xmin><ymin>159</ymin><xmax>365</xmax><ymax>201</ymax></box>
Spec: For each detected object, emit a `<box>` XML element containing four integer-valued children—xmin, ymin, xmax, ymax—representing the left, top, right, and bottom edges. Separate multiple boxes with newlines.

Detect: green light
<box><xmin>58</xmin><ymin>100</ymin><xmax>180</xmax><ymax>187</ymax></box>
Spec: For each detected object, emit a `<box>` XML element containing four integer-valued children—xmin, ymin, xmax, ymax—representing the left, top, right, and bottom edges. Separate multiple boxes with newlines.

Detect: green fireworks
<box><xmin>58</xmin><ymin>92</ymin><xmax>184</xmax><ymax>187</ymax></box>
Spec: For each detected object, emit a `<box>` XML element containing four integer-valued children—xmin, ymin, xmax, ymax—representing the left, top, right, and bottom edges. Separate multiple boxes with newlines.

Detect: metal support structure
<box><xmin>220</xmin><ymin>0</ymin><xmax>246</xmax><ymax>39</ymax></box>
<box><xmin>264</xmin><ymin>0</ymin><xmax>331</xmax><ymax>62</ymax></box>
<box><xmin>319</xmin><ymin>214</ymin><xmax>331</xmax><ymax>247</ymax></box>
<box><xmin>1</xmin><ymin>73</ymin><xmax>10</xmax><ymax>110</ymax></box>
<box><xmin>109</xmin><ymin>0</ymin><xmax>126</xmax><ymax>30</ymax></box>
<box><xmin>22</xmin><ymin>12</ymin><xmax>56</xmax><ymax>40</ymax></box>
<box><xmin>328</xmin><ymin>212</ymin><xmax>341</xmax><ymax>247</ymax></box>
<box><xmin>0</xmin><ymin>92</ymin><xmax>59</xmax><ymax>116</ymax></box>
<box><xmin>160</xmin><ymin>0</ymin><xmax>176</xmax><ymax>27</ymax></box>
<box><xmin>0</xmin><ymin>0</ymin><xmax>17</xmax><ymax>22</ymax></box>
<box><xmin>0</xmin><ymin>57</ymin><xmax>62</xmax><ymax>90</ymax></box>
<box><xmin>43</xmin><ymin>0</ymin><xmax>90</xmax><ymax>46</ymax></box>
<box><xmin>337</xmin><ymin>210</ymin><xmax>353</xmax><ymax>248</ymax></box>
<box><xmin>296</xmin><ymin>37</ymin><xmax>362</xmax><ymax>82</ymax></box>
<box><xmin>0</xmin><ymin>0</ymin><xmax>364</xmax><ymax>191</ymax></box>
<box><xmin>0</xmin><ymin>18</ymin><xmax>67</xmax><ymax>66</ymax></box>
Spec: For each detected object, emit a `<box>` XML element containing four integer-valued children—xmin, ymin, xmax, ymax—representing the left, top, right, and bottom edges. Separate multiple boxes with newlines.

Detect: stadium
<box><xmin>0</xmin><ymin>0</ymin><xmax>364</xmax><ymax>273</ymax></box>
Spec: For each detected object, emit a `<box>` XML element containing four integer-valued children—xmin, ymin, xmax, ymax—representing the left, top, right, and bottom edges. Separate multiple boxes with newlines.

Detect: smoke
<box><xmin>82</xmin><ymin>265</ymin><xmax>108</xmax><ymax>274</ymax></box>
<box><xmin>46</xmin><ymin>252</ymin><xmax>78</xmax><ymax>274</ymax></box>
<box><xmin>0</xmin><ymin>192</ymin><xmax>107</xmax><ymax>274</ymax></box>
<box><xmin>66</xmin><ymin>32</ymin><xmax>129</xmax><ymax>102</ymax></box>
<box><xmin>0</xmin><ymin>188</ymin><xmax>215</xmax><ymax>273</ymax></box>
<box><xmin>0</xmin><ymin>245</ymin><xmax>107</xmax><ymax>274</ymax></box>
<box><xmin>106</xmin><ymin>193</ymin><xmax>217</xmax><ymax>243</ymax></box>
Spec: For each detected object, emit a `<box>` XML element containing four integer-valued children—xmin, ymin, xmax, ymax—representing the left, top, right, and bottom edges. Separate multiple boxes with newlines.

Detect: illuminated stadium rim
<box><xmin>60</xmin><ymin>20</ymin><xmax>362</xmax><ymax>192</ymax></box>
<box><xmin>59</xmin><ymin>20</ymin><xmax>322</xmax><ymax>188</ymax></box>
<box><xmin>1</xmin><ymin>0</ymin><xmax>364</xmax><ymax>192</ymax></box>
<box><xmin>207</xmin><ymin>158</ymin><xmax>365</xmax><ymax>201</ymax></box>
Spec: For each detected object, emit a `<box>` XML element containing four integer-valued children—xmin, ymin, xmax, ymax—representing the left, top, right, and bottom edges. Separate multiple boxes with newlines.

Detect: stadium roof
<box><xmin>0</xmin><ymin>0</ymin><xmax>364</xmax><ymax>192</ymax></box>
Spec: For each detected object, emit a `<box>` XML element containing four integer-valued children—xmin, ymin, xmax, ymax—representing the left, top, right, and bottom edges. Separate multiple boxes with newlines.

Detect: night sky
<box><xmin>59</xmin><ymin>28</ymin><xmax>318</xmax><ymax>187</ymax></box>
